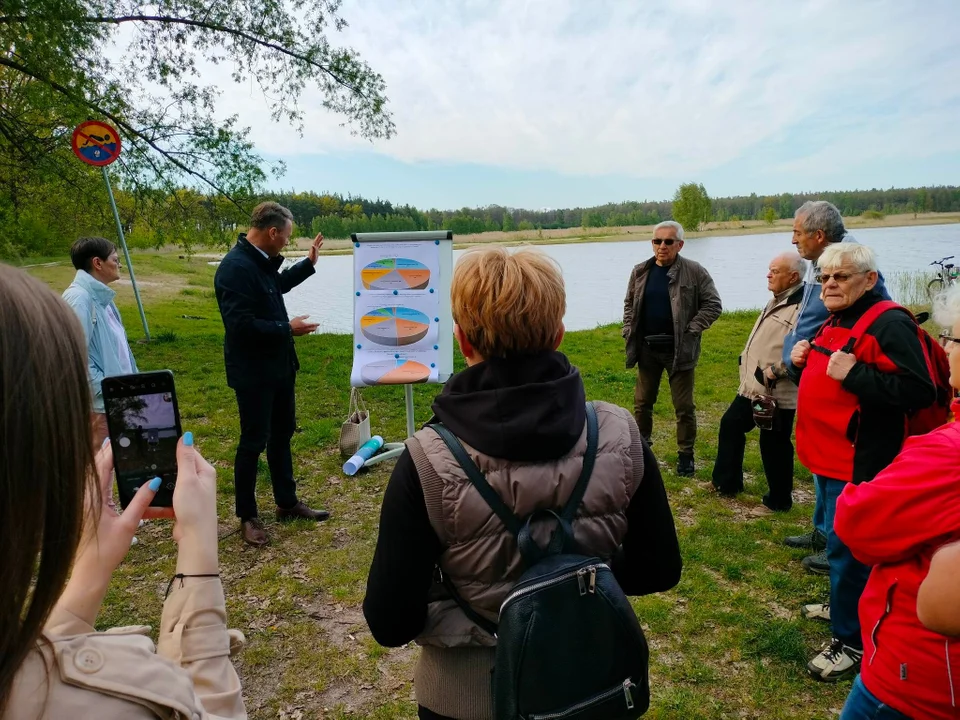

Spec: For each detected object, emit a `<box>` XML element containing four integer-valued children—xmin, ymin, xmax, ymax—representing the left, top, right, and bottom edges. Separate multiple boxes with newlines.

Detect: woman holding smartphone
<box><xmin>0</xmin><ymin>264</ymin><xmax>246</xmax><ymax>718</ymax></box>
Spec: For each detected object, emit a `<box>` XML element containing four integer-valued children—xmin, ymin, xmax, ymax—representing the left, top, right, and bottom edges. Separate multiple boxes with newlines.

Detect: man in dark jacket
<box><xmin>622</xmin><ymin>221</ymin><xmax>722</xmax><ymax>476</ymax></box>
<box><xmin>214</xmin><ymin>201</ymin><xmax>330</xmax><ymax>547</ymax></box>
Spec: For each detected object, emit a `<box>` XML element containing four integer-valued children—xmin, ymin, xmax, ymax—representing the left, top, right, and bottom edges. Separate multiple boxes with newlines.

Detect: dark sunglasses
<box><xmin>940</xmin><ymin>331</ymin><xmax>960</xmax><ymax>348</ymax></box>
<box><xmin>815</xmin><ymin>271</ymin><xmax>864</xmax><ymax>284</ymax></box>
<box><xmin>652</xmin><ymin>238</ymin><xmax>675</xmax><ymax>246</ymax></box>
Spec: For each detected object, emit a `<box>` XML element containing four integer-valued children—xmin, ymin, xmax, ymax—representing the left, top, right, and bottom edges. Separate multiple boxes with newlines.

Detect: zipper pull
<box><xmin>588</xmin><ymin>566</ymin><xmax>597</xmax><ymax>594</ymax></box>
<box><xmin>577</xmin><ymin>569</ymin><xmax>587</xmax><ymax>596</ymax></box>
<box><xmin>623</xmin><ymin>679</ymin><xmax>635</xmax><ymax>709</ymax></box>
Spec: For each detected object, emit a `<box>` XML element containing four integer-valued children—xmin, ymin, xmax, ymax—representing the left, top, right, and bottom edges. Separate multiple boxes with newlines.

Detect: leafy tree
<box><xmin>502</xmin><ymin>211</ymin><xmax>516</xmax><ymax>232</ymax></box>
<box><xmin>0</xmin><ymin>0</ymin><xmax>394</xmax><ymax>210</ymax></box>
<box><xmin>778</xmin><ymin>193</ymin><xmax>793</xmax><ymax>220</ymax></box>
<box><xmin>672</xmin><ymin>183</ymin><xmax>712</xmax><ymax>231</ymax></box>
<box><xmin>761</xmin><ymin>206</ymin><xmax>778</xmax><ymax>225</ymax></box>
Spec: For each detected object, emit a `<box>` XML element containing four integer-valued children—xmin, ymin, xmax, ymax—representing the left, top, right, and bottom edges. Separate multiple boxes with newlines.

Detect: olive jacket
<box><xmin>622</xmin><ymin>255</ymin><xmax>722</xmax><ymax>371</ymax></box>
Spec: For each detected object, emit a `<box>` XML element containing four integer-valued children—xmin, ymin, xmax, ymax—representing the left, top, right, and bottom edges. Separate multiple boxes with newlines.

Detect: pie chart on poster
<box><xmin>361</xmin><ymin>359</ymin><xmax>431</xmax><ymax>384</ymax></box>
<box><xmin>360</xmin><ymin>307</ymin><xmax>431</xmax><ymax>346</ymax></box>
<box><xmin>361</xmin><ymin>258</ymin><xmax>431</xmax><ymax>290</ymax></box>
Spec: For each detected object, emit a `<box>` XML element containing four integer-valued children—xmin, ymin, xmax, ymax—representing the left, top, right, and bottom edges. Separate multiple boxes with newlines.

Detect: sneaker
<box><xmin>801</xmin><ymin>602</ymin><xmax>831</xmax><ymax>622</ymax></box>
<box><xmin>802</xmin><ymin>550</ymin><xmax>830</xmax><ymax>575</ymax></box>
<box><xmin>677</xmin><ymin>452</ymin><xmax>695</xmax><ymax>477</ymax></box>
<box><xmin>784</xmin><ymin>530</ymin><xmax>827</xmax><ymax>551</ymax></box>
<box><xmin>807</xmin><ymin>638</ymin><xmax>862</xmax><ymax>682</ymax></box>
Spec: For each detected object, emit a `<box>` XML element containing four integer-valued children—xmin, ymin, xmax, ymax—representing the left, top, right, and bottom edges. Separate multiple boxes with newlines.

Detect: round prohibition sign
<box><xmin>72</xmin><ymin>120</ymin><xmax>122</xmax><ymax>167</ymax></box>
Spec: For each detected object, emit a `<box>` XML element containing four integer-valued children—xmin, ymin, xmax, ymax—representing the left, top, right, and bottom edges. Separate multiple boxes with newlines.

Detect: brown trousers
<box><xmin>633</xmin><ymin>346</ymin><xmax>697</xmax><ymax>454</ymax></box>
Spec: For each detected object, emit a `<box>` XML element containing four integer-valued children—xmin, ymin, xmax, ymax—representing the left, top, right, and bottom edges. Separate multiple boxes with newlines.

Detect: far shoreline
<box><xmin>275</xmin><ymin>211</ymin><xmax>960</xmax><ymax>258</ymax></box>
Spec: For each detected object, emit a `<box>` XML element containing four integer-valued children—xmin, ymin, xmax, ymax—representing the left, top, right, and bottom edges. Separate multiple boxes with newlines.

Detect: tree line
<box><xmin>3</xmin><ymin>181</ymin><xmax>959</xmax><ymax>259</ymax></box>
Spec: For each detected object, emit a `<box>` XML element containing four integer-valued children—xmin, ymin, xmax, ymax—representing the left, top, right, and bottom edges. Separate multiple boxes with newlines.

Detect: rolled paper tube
<box><xmin>342</xmin><ymin>435</ymin><xmax>385</xmax><ymax>475</ymax></box>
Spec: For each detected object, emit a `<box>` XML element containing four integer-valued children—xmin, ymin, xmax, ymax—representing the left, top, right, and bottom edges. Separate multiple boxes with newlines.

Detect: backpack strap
<box><xmin>427</xmin><ymin>424</ymin><xmax>524</xmax><ymax>537</ymax></box>
<box><xmin>841</xmin><ymin>300</ymin><xmax>901</xmax><ymax>353</ymax></box>
<box><xmin>560</xmin><ymin>401</ymin><xmax>599</xmax><ymax>523</ymax></box>
<box><xmin>426</xmin><ymin>402</ymin><xmax>600</xmax><ymax>634</ymax></box>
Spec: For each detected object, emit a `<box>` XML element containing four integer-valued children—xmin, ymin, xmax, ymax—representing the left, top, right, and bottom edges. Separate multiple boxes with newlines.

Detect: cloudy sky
<box><xmin>224</xmin><ymin>0</ymin><xmax>960</xmax><ymax>209</ymax></box>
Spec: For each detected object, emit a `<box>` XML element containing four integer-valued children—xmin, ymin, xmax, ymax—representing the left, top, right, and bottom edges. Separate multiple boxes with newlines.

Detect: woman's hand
<box><xmin>172</xmin><ymin>432</ymin><xmax>221</xmax><ymax>576</ymax></box>
<box><xmin>55</xmin><ymin>441</ymin><xmax>162</xmax><ymax>627</ymax></box>
<box><xmin>75</xmin><ymin>441</ymin><xmax>163</xmax><ymax>580</ymax></box>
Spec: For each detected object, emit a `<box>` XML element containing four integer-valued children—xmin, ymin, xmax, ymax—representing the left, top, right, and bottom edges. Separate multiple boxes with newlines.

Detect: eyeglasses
<box><xmin>940</xmin><ymin>332</ymin><xmax>960</xmax><ymax>348</ymax></box>
<box><xmin>815</xmin><ymin>271</ymin><xmax>865</xmax><ymax>284</ymax></box>
<box><xmin>652</xmin><ymin>238</ymin><xmax>675</xmax><ymax>246</ymax></box>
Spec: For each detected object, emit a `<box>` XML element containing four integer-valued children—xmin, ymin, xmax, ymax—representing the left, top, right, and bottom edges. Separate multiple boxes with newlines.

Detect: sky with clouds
<box><xmin>215</xmin><ymin>0</ymin><xmax>960</xmax><ymax>210</ymax></box>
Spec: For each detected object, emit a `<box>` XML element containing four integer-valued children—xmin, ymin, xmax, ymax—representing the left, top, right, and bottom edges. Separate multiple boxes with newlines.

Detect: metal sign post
<box><xmin>102</xmin><ymin>166</ymin><xmax>150</xmax><ymax>340</ymax></box>
<box><xmin>71</xmin><ymin>120</ymin><xmax>150</xmax><ymax>340</ymax></box>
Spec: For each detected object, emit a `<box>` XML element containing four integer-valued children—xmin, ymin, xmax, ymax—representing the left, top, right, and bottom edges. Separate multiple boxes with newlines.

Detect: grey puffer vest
<box><xmin>406</xmin><ymin>401</ymin><xmax>644</xmax><ymax>720</ymax></box>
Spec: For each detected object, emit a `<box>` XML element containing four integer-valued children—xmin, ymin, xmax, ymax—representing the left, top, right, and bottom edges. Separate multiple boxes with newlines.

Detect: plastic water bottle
<box><xmin>343</xmin><ymin>435</ymin><xmax>384</xmax><ymax>476</ymax></box>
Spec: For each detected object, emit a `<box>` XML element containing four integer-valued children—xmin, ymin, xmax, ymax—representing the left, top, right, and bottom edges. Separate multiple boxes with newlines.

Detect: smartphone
<box><xmin>102</xmin><ymin>370</ymin><xmax>182</xmax><ymax>509</ymax></box>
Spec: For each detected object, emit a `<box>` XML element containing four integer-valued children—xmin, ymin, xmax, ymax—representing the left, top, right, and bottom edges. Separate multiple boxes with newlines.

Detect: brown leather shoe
<box><xmin>276</xmin><ymin>501</ymin><xmax>330</xmax><ymax>523</ymax></box>
<box><xmin>241</xmin><ymin>518</ymin><xmax>268</xmax><ymax>547</ymax></box>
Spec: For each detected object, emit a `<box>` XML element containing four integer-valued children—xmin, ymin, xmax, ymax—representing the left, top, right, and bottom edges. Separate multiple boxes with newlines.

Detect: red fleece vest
<box><xmin>796</xmin><ymin>302</ymin><xmax>902</xmax><ymax>482</ymax></box>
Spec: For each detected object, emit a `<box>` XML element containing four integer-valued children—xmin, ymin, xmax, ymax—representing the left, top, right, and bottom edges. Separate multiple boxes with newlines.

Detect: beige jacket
<box><xmin>7</xmin><ymin>579</ymin><xmax>246</xmax><ymax>720</ymax></box>
<box><xmin>737</xmin><ymin>283</ymin><xmax>803</xmax><ymax>410</ymax></box>
<box><xmin>406</xmin><ymin>402</ymin><xmax>643</xmax><ymax>720</ymax></box>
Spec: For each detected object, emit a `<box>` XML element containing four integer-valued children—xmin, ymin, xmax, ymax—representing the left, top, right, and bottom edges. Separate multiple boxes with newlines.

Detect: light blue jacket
<box><xmin>62</xmin><ymin>270</ymin><xmax>139</xmax><ymax>413</ymax></box>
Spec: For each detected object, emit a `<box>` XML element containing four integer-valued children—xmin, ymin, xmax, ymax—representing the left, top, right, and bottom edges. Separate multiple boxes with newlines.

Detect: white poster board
<box><xmin>350</xmin><ymin>231</ymin><xmax>454</xmax><ymax>388</ymax></box>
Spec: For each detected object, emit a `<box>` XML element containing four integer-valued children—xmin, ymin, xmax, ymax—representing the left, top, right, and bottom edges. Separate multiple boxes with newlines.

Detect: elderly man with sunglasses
<box><xmin>790</xmin><ymin>242</ymin><xmax>935</xmax><ymax>683</ymax></box>
<box><xmin>623</xmin><ymin>221</ymin><xmax>721</xmax><ymax>476</ymax></box>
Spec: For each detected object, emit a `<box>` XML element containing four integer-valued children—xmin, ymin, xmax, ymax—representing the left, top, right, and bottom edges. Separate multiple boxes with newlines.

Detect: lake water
<box><xmin>282</xmin><ymin>224</ymin><xmax>959</xmax><ymax>334</ymax></box>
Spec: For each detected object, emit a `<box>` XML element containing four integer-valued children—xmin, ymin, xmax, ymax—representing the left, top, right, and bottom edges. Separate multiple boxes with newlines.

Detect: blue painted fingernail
<box><xmin>148</xmin><ymin>477</ymin><xmax>161</xmax><ymax>491</ymax></box>
<box><xmin>183</xmin><ymin>431</ymin><xmax>193</xmax><ymax>446</ymax></box>
<box><xmin>101</xmin><ymin>437</ymin><xmax>110</xmax><ymax>448</ymax></box>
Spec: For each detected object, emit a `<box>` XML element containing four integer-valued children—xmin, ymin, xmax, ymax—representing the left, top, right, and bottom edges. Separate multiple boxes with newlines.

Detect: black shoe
<box><xmin>762</xmin><ymin>494</ymin><xmax>792</xmax><ymax>512</ymax></box>
<box><xmin>802</xmin><ymin>550</ymin><xmax>830</xmax><ymax>575</ymax></box>
<box><xmin>276</xmin><ymin>501</ymin><xmax>331</xmax><ymax>522</ymax></box>
<box><xmin>784</xmin><ymin>530</ymin><xmax>827</xmax><ymax>551</ymax></box>
<box><xmin>677</xmin><ymin>452</ymin><xmax>695</xmax><ymax>477</ymax></box>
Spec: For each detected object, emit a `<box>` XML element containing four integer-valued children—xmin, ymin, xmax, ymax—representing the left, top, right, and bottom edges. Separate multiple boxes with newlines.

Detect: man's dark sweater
<box><xmin>641</xmin><ymin>262</ymin><xmax>674</xmax><ymax>337</ymax></box>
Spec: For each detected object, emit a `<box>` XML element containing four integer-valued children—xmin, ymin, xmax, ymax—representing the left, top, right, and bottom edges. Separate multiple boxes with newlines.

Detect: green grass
<box><xmin>26</xmin><ymin>255</ymin><xmax>853</xmax><ymax>719</ymax></box>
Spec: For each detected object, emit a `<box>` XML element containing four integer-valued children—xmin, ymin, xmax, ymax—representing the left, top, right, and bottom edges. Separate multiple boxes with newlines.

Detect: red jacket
<box><xmin>795</xmin><ymin>293</ymin><xmax>935</xmax><ymax>483</ymax></box>
<box><xmin>835</xmin><ymin>403</ymin><xmax>960</xmax><ymax>720</ymax></box>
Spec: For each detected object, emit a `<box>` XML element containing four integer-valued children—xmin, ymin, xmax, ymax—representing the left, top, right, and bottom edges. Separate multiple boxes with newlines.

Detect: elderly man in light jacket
<box><xmin>710</xmin><ymin>252</ymin><xmax>805</xmax><ymax>513</ymax></box>
<box><xmin>62</xmin><ymin>236</ymin><xmax>139</xmax><ymax>448</ymax></box>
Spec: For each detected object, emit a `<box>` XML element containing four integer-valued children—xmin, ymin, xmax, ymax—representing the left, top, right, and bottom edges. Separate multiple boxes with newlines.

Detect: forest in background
<box><xmin>4</xmin><ymin>172</ymin><xmax>959</xmax><ymax>259</ymax></box>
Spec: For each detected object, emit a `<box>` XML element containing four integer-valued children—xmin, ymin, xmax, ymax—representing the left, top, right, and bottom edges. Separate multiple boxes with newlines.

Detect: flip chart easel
<box><xmin>350</xmin><ymin>230</ymin><xmax>454</xmax><ymax>466</ymax></box>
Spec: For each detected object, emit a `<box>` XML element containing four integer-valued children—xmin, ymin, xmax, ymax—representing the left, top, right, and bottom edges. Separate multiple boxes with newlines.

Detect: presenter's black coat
<box><xmin>214</xmin><ymin>234</ymin><xmax>316</xmax><ymax>390</ymax></box>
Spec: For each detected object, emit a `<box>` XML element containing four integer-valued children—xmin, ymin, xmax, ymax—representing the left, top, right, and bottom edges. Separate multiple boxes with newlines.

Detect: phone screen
<box><xmin>103</xmin><ymin>371</ymin><xmax>182</xmax><ymax>508</ymax></box>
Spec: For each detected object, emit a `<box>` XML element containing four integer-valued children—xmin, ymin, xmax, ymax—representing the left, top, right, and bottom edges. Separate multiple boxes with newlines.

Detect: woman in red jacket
<box><xmin>834</xmin><ymin>283</ymin><xmax>960</xmax><ymax>720</ymax></box>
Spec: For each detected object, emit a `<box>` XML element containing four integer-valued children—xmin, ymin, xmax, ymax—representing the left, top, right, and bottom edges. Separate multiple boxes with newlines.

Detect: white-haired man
<box><xmin>781</xmin><ymin>201</ymin><xmax>891</xmax><ymax>575</ymax></box>
<box><xmin>711</xmin><ymin>252</ymin><xmax>805</xmax><ymax>512</ymax></box>
<box><xmin>623</xmin><ymin>220</ymin><xmax>722</xmax><ymax>476</ymax></box>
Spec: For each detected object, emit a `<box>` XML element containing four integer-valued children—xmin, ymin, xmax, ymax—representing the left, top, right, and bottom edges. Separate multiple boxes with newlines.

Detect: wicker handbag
<box><xmin>339</xmin><ymin>388</ymin><xmax>371</xmax><ymax>458</ymax></box>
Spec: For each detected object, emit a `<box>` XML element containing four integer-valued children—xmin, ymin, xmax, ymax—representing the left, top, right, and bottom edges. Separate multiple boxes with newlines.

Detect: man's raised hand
<box><xmin>308</xmin><ymin>233</ymin><xmax>324</xmax><ymax>265</ymax></box>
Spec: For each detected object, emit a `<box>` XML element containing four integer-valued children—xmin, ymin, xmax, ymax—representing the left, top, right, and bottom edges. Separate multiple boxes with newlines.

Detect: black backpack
<box><xmin>429</xmin><ymin>402</ymin><xmax>650</xmax><ymax>720</ymax></box>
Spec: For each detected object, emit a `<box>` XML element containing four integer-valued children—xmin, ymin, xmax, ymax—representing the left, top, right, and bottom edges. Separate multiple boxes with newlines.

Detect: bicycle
<box><xmin>927</xmin><ymin>255</ymin><xmax>959</xmax><ymax>300</ymax></box>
